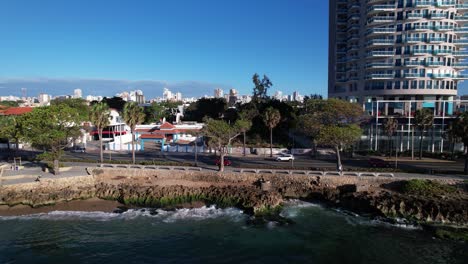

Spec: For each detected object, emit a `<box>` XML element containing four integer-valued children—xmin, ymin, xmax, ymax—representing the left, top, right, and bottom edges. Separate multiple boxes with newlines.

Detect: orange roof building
<box><xmin>0</xmin><ymin>107</ymin><xmax>33</xmax><ymax>116</ymax></box>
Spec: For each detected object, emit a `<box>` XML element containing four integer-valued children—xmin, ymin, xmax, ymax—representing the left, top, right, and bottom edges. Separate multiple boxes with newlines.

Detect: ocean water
<box><xmin>0</xmin><ymin>201</ymin><xmax>466</xmax><ymax>264</ymax></box>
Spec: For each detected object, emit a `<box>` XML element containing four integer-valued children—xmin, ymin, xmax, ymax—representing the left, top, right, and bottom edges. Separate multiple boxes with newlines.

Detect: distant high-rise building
<box><xmin>73</xmin><ymin>89</ymin><xmax>82</xmax><ymax>99</ymax></box>
<box><xmin>175</xmin><ymin>92</ymin><xmax>182</xmax><ymax>101</ymax></box>
<box><xmin>163</xmin><ymin>88</ymin><xmax>173</xmax><ymax>101</ymax></box>
<box><xmin>38</xmin><ymin>93</ymin><xmax>51</xmax><ymax>105</ymax></box>
<box><xmin>328</xmin><ymin>0</ymin><xmax>463</xmax><ymax>104</ymax></box>
<box><xmin>129</xmin><ymin>90</ymin><xmax>145</xmax><ymax>104</ymax></box>
<box><xmin>274</xmin><ymin>91</ymin><xmax>283</xmax><ymax>101</ymax></box>
<box><xmin>229</xmin><ymin>89</ymin><xmax>238</xmax><ymax>105</ymax></box>
<box><xmin>214</xmin><ymin>88</ymin><xmax>224</xmax><ymax>98</ymax></box>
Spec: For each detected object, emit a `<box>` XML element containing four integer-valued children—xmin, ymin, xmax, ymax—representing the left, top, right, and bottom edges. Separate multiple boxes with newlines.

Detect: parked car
<box><xmin>70</xmin><ymin>147</ymin><xmax>86</xmax><ymax>153</ymax></box>
<box><xmin>215</xmin><ymin>158</ymin><xmax>232</xmax><ymax>166</ymax></box>
<box><xmin>276</xmin><ymin>154</ymin><xmax>295</xmax><ymax>161</ymax></box>
<box><xmin>368</xmin><ymin>158</ymin><xmax>390</xmax><ymax>168</ymax></box>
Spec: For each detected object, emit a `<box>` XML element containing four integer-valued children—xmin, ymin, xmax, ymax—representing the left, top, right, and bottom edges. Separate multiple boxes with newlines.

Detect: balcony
<box><xmin>430</xmin><ymin>13</ymin><xmax>447</xmax><ymax>19</ymax></box>
<box><xmin>366</xmin><ymin>62</ymin><xmax>394</xmax><ymax>68</ymax></box>
<box><xmin>411</xmin><ymin>49</ymin><xmax>431</xmax><ymax>55</ymax></box>
<box><xmin>414</xmin><ymin>1</ymin><xmax>434</xmax><ymax>7</ymax></box>
<box><xmin>426</xmin><ymin>61</ymin><xmax>446</xmax><ymax>67</ymax></box>
<box><xmin>367</xmin><ymin>16</ymin><xmax>396</xmax><ymax>25</ymax></box>
<box><xmin>455</xmin><ymin>27</ymin><xmax>468</xmax><ymax>34</ymax></box>
<box><xmin>435</xmin><ymin>1</ymin><xmax>456</xmax><ymax>8</ymax></box>
<box><xmin>434</xmin><ymin>25</ymin><xmax>454</xmax><ymax>31</ymax></box>
<box><xmin>367</xmin><ymin>5</ymin><xmax>395</xmax><ymax>14</ymax></box>
<box><xmin>430</xmin><ymin>73</ymin><xmax>453</xmax><ymax>79</ymax></box>
<box><xmin>412</xmin><ymin>25</ymin><xmax>432</xmax><ymax>31</ymax></box>
<box><xmin>404</xmin><ymin>73</ymin><xmax>424</xmax><ymax>78</ymax></box>
<box><xmin>454</xmin><ymin>16</ymin><xmax>468</xmax><ymax>22</ymax></box>
<box><xmin>433</xmin><ymin>49</ymin><xmax>453</xmax><ymax>55</ymax></box>
<box><xmin>367</xmin><ymin>39</ymin><xmax>395</xmax><ymax>46</ymax></box>
<box><xmin>407</xmin><ymin>13</ymin><xmax>424</xmax><ymax>19</ymax></box>
<box><xmin>404</xmin><ymin>61</ymin><xmax>424</xmax><ymax>67</ymax></box>
<box><xmin>453</xmin><ymin>63</ymin><xmax>468</xmax><ymax>69</ymax></box>
<box><xmin>428</xmin><ymin>37</ymin><xmax>447</xmax><ymax>43</ymax></box>
<box><xmin>366</xmin><ymin>28</ymin><xmax>396</xmax><ymax>35</ymax></box>
<box><xmin>456</xmin><ymin>4</ymin><xmax>468</xmax><ymax>10</ymax></box>
<box><xmin>366</xmin><ymin>74</ymin><xmax>395</xmax><ymax>80</ymax></box>
<box><xmin>454</xmin><ymin>39</ymin><xmax>468</xmax><ymax>45</ymax></box>
<box><xmin>367</xmin><ymin>51</ymin><xmax>395</xmax><ymax>57</ymax></box>
<box><xmin>405</xmin><ymin>37</ymin><xmax>425</xmax><ymax>43</ymax></box>
<box><xmin>453</xmin><ymin>75</ymin><xmax>468</xmax><ymax>79</ymax></box>
<box><xmin>453</xmin><ymin>51</ymin><xmax>468</xmax><ymax>57</ymax></box>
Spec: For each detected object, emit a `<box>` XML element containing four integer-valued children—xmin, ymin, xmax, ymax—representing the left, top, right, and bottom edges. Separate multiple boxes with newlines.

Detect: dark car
<box><xmin>368</xmin><ymin>158</ymin><xmax>390</xmax><ymax>168</ymax></box>
<box><xmin>215</xmin><ymin>158</ymin><xmax>232</xmax><ymax>166</ymax></box>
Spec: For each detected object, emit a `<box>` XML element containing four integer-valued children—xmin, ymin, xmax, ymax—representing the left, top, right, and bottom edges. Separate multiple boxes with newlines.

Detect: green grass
<box><xmin>402</xmin><ymin>179</ymin><xmax>457</xmax><ymax>196</ymax></box>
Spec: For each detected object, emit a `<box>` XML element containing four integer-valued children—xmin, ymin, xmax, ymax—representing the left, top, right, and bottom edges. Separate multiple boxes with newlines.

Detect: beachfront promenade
<box><xmin>1</xmin><ymin>161</ymin><xmax>466</xmax><ymax>186</ymax></box>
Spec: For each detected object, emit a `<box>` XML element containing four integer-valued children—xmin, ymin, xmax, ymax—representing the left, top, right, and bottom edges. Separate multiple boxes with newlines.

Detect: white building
<box><xmin>38</xmin><ymin>93</ymin><xmax>51</xmax><ymax>105</ymax></box>
<box><xmin>73</xmin><ymin>89</ymin><xmax>82</xmax><ymax>99</ymax></box>
<box><xmin>163</xmin><ymin>88</ymin><xmax>173</xmax><ymax>101</ymax></box>
<box><xmin>214</xmin><ymin>88</ymin><xmax>224</xmax><ymax>98</ymax></box>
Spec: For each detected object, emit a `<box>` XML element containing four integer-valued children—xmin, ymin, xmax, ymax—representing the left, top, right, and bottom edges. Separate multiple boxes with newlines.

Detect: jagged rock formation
<box><xmin>0</xmin><ymin>168</ymin><xmax>467</xmax><ymax>227</ymax></box>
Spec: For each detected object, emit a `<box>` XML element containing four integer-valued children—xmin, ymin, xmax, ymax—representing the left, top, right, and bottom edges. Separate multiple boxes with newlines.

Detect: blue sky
<box><xmin>0</xmin><ymin>0</ymin><xmax>328</xmax><ymax>98</ymax></box>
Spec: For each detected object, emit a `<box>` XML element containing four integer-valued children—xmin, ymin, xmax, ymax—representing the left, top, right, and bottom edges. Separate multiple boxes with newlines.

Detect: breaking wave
<box><xmin>0</xmin><ymin>205</ymin><xmax>246</xmax><ymax>223</ymax></box>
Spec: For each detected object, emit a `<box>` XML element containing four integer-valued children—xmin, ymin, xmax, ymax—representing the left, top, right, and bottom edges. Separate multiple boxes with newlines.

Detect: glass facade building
<box><xmin>328</xmin><ymin>0</ymin><xmax>467</xmax><ymax>104</ymax></box>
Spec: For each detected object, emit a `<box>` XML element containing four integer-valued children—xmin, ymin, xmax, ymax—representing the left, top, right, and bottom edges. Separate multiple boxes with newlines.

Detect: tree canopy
<box><xmin>22</xmin><ymin>105</ymin><xmax>85</xmax><ymax>174</ymax></box>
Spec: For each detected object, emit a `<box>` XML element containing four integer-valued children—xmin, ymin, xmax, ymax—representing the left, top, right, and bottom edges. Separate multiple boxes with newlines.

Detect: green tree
<box><xmin>51</xmin><ymin>98</ymin><xmax>89</xmax><ymax>120</ymax></box>
<box><xmin>144</xmin><ymin>102</ymin><xmax>165</xmax><ymax>124</ymax></box>
<box><xmin>414</xmin><ymin>108</ymin><xmax>434</xmax><ymax>160</ymax></box>
<box><xmin>445</xmin><ymin>122</ymin><xmax>461</xmax><ymax>160</ymax></box>
<box><xmin>384</xmin><ymin>118</ymin><xmax>398</xmax><ymax>156</ymax></box>
<box><xmin>452</xmin><ymin>113</ymin><xmax>468</xmax><ymax>174</ymax></box>
<box><xmin>0</xmin><ymin>115</ymin><xmax>25</xmax><ymax>153</ymax></box>
<box><xmin>89</xmin><ymin>103</ymin><xmax>111</xmax><ymax>163</ymax></box>
<box><xmin>22</xmin><ymin>105</ymin><xmax>84</xmax><ymax>175</ymax></box>
<box><xmin>184</xmin><ymin>98</ymin><xmax>227</xmax><ymax>122</ymax></box>
<box><xmin>202</xmin><ymin>118</ymin><xmax>251</xmax><ymax>172</ymax></box>
<box><xmin>317</xmin><ymin>125</ymin><xmax>362</xmax><ymax>173</ymax></box>
<box><xmin>298</xmin><ymin>99</ymin><xmax>365</xmax><ymax>170</ymax></box>
<box><xmin>123</xmin><ymin>102</ymin><xmax>145</xmax><ymax>164</ymax></box>
<box><xmin>239</xmin><ymin>111</ymin><xmax>254</xmax><ymax>156</ymax></box>
<box><xmin>101</xmin><ymin>96</ymin><xmax>127</xmax><ymax>112</ymax></box>
<box><xmin>263</xmin><ymin>107</ymin><xmax>281</xmax><ymax>157</ymax></box>
<box><xmin>252</xmin><ymin>73</ymin><xmax>272</xmax><ymax>102</ymax></box>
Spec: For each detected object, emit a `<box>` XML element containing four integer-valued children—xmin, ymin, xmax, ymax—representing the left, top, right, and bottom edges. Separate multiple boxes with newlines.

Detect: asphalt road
<box><xmin>58</xmin><ymin>150</ymin><xmax>467</xmax><ymax>173</ymax></box>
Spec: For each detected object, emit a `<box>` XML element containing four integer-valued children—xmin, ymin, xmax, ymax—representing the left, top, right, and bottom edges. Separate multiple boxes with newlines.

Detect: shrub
<box><xmin>402</xmin><ymin>179</ymin><xmax>456</xmax><ymax>196</ymax></box>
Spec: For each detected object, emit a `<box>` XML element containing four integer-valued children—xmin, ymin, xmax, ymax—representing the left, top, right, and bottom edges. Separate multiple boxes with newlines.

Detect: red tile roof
<box><xmin>1</xmin><ymin>107</ymin><xmax>34</xmax><ymax>116</ymax></box>
<box><xmin>140</xmin><ymin>134</ymin><xmax>165</xmax><ymax>139</ymax></box>
<box><xmin>159</xmin><ymin>122</ymin><xmax>176</xmax><ymax>130</ymax></box>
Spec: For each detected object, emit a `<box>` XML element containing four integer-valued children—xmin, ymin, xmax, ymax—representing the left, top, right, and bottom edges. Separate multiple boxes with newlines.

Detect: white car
<box><xmin>276</xmin><ymin>154</ymin><xmax>295</xmax><ymax>161</ymax></box>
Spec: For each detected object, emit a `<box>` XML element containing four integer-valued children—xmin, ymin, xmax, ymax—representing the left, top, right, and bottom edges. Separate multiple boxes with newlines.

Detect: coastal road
<box><xmin>60</xmin><ymin>151</ymin><xmax>467</xmax><ymax>173</ymax></box>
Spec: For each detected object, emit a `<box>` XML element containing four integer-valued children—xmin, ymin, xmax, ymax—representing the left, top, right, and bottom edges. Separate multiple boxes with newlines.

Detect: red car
<box><xmin>368</xmin><ymin>158</ymin><xmax>390</xmax><ymax>168</ymax></box>
<box><xmin>215</xmin><ymin>158</ymin><xmax>232</xmax><ymax>166</ymax></box>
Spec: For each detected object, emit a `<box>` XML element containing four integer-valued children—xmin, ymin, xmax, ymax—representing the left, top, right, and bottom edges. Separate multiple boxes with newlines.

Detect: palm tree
<box><xmin>414</xmin><ymin>108</ymin><xmax>434</xmax><ymax>160</ymax></box>
<box><xmin>263</xmin><ymin>107</ymin><xmax>281</xmax><ymax>157</ymax></box>
<box><xmin>383</xmin><ymin>118</ymin><xmax>398</xmax><ymax>156</ymax></box>
<box><xmin>89</xmin><ymin>103</ymin><xmax>111</xmax><ymax>163</ymax></box>
<box><xmin>123</xmin><ymin>102</ymin><xmax>145</xmax><ymax>164</ymax></box>
<box><xmin>452</xmin><ymin>113</ymin><xmax>468</xmax><ymax>174</ymax></box>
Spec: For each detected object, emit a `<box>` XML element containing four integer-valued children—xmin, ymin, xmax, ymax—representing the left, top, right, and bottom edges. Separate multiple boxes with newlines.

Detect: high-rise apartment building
<box><xmin>214</xmin><ymin>88</ymin><xmax>224</xmax><ymax>98</ymax></box>
<box><xmin>329</xmin><ymin>0</ymin><xmax>467</xmax><ymax>105</ymax></box>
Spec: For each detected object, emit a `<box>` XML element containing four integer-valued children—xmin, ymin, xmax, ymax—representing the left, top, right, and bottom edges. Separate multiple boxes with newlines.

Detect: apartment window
<box><xmin>419</xmin><ymin>80</ymin><xmax>425</xmax><ymax>89</ymax></box>
<box><xmin>403</xmin><ymin>81</ymin><xmax>409</xmax><ymax>89</ymax></box>
<box><xmin>411</xmin><ymin>80</ymin><xmax>417</xmax><ymax>89</ymax></box>
<box><xmin>427</xmin><ymin>80</ymin><xmax>432</xmax><ymax>89</ymax></box>
<box><xmin>395</xmin><ymin>81</ymin><xmax>401</xmax><ymax>89</ymax></box>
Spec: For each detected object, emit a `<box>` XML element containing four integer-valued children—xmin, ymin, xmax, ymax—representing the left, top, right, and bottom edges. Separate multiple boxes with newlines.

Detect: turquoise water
<box><xmin>0</xmin><ymin>202</ymin><xmax>466</xmax><ymax>264</ymax></box>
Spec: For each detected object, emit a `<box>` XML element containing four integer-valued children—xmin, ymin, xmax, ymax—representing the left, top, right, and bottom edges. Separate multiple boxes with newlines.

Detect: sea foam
<box><xmin>0</xmin><ymin>206</ymin><xmax>245</xmax><ymax>223</ymax></box>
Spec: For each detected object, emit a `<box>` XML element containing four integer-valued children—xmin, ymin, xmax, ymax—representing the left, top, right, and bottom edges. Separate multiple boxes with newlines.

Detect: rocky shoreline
<box><xmin>0</xmin><ymin>167</ymin><xmax>467</xmax><ymax>240</ymax></box>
